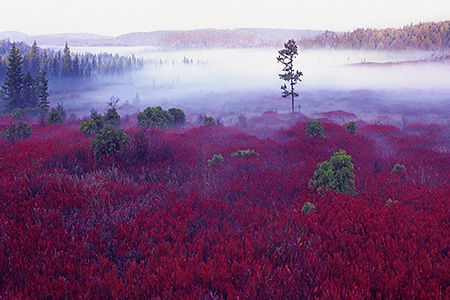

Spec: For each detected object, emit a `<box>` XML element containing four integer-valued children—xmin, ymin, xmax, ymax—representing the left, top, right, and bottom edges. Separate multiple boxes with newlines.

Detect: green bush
<box><xmin>47</xmin><ymin>109</ymin><xmax>63</xmax><ymax>124</ymax></box>
<box><xmin>391</xmin><ymin>163</ymin><xmax>407</xmax><ymax>174</ymax></box>
<box><xmin>231</xmin><ymin>149</ymin><xmax>259</xmax><ymax>159</ymax></box>
<box><xmin>12</xmin><ymin>109</ymin><xmax>24</xmax><ymax>120</ymax></box>
<box><xmin>2</xmin><ymin>122</ymin><xmax>32</xmax><ymax>141</ymax></box>
<box><xmin>69</xmin><ymin>112</ymin><xmax>77</xmax><ymax>120</ymax></box>
<box><xmin>306</xmin><ymin>120</ymin><xmax>325</xmax><ymax>138</ymax></box>
<box><xmin>104</xmin><ymin>107</ymin><xmax>121</xmax><ymax>127</ymax></box>
<box><xmin>346</xmin><ymin>121</ymin><xmax>357</xmax><ymax>135</ymax></box>
<box><xmin>301</xmin><ymin>202</ymin><xmax>316</xmax><ymax>215</ymax></box>
<box><xmin>204</xmin><ymin>116</ymin><xmax>216</xmax><ymax>126</ymax></box>
<box><xmin>137</xmin><ymin>106</ymin><xmax>174</xmax><ymax>130</ymax></box>
<box><xmin>385</xmin><ymin>198</ymin><xmax>399</xmax><ymax>207</ymax></box>
<box><xmin>309</xmin><ymin>149</ymin><xmax>356</xmax><ymax>195</ymax></box>
<box><xmin>90</xmin><ymin>127</ymin><xmax>129</xmax><ymax>158</ymax></box>
<box><xmin>168</xmin><ymin>108</ymin><xmax>186</xmax><ymax>126</ymax></box>
<box><xmin>80</xmin><ymin>111</ymin><xmax>104</xmax><ymax>136</ymax></box>
<box><xmin>207</xmin><ymin>154</ymin><xmax>224</xmax><ymax>167</ymax></box>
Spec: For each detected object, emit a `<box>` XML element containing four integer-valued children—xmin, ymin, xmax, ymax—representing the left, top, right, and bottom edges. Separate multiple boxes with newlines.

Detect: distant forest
<box><xmin>0</xmin><ymin>40</ymin><xmax>144</xmax><ymax>82</ymax></box>
<box><xmin>298</xmin><ymin>21</ymin><xmax>450</xmax><ymax>51</ymax></box>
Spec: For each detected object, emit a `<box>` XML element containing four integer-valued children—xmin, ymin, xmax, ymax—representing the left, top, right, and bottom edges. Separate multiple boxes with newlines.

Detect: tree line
<box><xmin>0</xmin><ymin>39</ymin><xmax>144</xmax><ymax>82</ymax></box>
<box><xmin>298</xmin><ymin>21</ymin><xmax>450</xmax><ymax>51</ymax></box>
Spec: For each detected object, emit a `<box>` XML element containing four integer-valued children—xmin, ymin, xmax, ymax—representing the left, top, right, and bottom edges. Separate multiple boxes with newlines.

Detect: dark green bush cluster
<box><xmin>207</xmin><ymin>154</ymin><xmax>224</xmax><ymax>167</ymax></box>
<box><xmin>137</xmin><ymin>106</ymin><xmax>185</xmax><ymax>129</ymax></box>
<box><xmin>80</xmin><ymin>108</ymin><xmax>122</xmax><ymax>136</ymax></box>
<box><xmin>90</xmin><ymin>127</ymin><xmax>129</xmax><ymax>158</ymax></box>
<box><xmin>203</xmin><ymin>116</ymin><xmax>216</xmax><ymax>126</ymax></box>
<box><xmin>309</xmin><ymin>149</ymin><xmax>356</xmax><ymax>195</ymax></box>
<box><xmin>168</xmin><ymin>108</ymin><xmax>186</xmax><ymax>126</ymax></box>
<box><xmin>104</xmin><ymin>107</ymin><xmax>121</xmax><ymax>127</ymax></box>
<box><xmin>80</xmin><ymin>111</ymin><xmax>105</xmax><ymax>136</ymax></box>
<box><xmin>391</xmin><ymin>163</ymin><xmax>407</xmax><ymax>174</ymax></box>
<box><xmin>346</xmin><ymin>121</ymin><xmax>357</xmax><ymax>135</ymax></box>
<box><xmin>306</xmin><ymin>120</ymin><xmax>325</xmax><ymax>138</ymax></box>
<box><xmin>47</xmin><ymin>109</ymin><xmax>63</xmax><ymax>124</ymax></box>
<box><xmin>231</xmin><ymin>149</ymin><xmax>259</xmax><ymax>159</ymax></box>
<box><xmin>2</xmin><ymin>122</ymin><xmax>32</xmax><ymax>141</ymax></box>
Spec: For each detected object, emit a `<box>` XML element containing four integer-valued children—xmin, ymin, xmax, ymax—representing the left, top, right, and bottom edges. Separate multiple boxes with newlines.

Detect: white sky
<box><xmin>1</xmin><ymin>0</ymin><xmax>449</xmax><ymax>36</ymax></box>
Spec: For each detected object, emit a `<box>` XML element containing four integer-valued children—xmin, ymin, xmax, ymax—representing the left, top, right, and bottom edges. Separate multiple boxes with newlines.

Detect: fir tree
<box><xmin>22</xmin><ymin>71</ymin><xmax>38</xmax><ymax>109</ymax></box>
<box><xmin>2</xmin><ymin>43</ymin><xmax>24</xmax><ymax>112</ymax></box>
<box><xmin>62</xmin><ymin>42</ymin><xmax>72</xmax><ymax>77</ymax></box>
<box><xmin>36</xmin><ymin>70</ymin><xmax>49</xmax><ymax>110</ymax></box>
<box><xmin>29</xmin><ymin>41</ymin><xmax>40</xmax><ymax>76</ymax></box>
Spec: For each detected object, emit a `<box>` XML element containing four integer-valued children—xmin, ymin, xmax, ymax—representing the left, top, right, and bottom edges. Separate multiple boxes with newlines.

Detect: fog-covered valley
<box><xmin>52</xmin><ymin>46</ymin><xmax>450</xmax><ymax>125</ymax></box>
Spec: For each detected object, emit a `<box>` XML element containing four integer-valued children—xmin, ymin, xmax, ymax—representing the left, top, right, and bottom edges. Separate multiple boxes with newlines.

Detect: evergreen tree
<box><xmin>62</xmin><ymin>42</ymin><xmax>72</xmax><ymax>77</ymax></box>
<box><xmin>72</xmin><ymin>54</ymin><xmax>80</xmax><ymax>77</ymax></box>
<box><xmin>277</xmin><ymin>39</ymin><xmax>303</xmax><ymax>113</ymax></box>
<box><xmin>29</xmin><ymin>41</ymin><xmax>40</xmax><ymax>76</ymax></box>
<box><xmin>36</xmin><ymin>70</ymin><xmax>49</xmax><ymax>110</ymax></box>
<box><xmin>2</xmin><ymin>43</ymin><xmax>24</xmax><ymax>112</ymax></box>
<box><xmin>22</xmin><ymin>71</ymin><xmax>38</xmax><ymax>109</ymax></box>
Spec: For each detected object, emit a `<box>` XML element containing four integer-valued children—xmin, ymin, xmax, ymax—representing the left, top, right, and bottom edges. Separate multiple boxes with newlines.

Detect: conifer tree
<box><xmin>62</xmin><ymin>42</ymin><xmax>72</xmax><ymax>77</ymax></box>
<box><xmin>36</xmin><ymin>70</ymin><xmax>49</xmax><ymax>109</ymax></box>
<box><xmin>277</xmin><ymin>39</ymin><xmax>303</xmax><ymax>113</ymax></box>
<box><xmin>2</xmin><ymin>43</ymin><xmax>24</xmax><ymax>112</ymax></box>
<box><xmin>29</xmin><ymin>41</ymin><xmax>40</xmax><ymax>76</ymax></box>
<box><xmin>22</xmin><ymin>71</ymin><xmax>38</xmax><ymax>109</ymax></box>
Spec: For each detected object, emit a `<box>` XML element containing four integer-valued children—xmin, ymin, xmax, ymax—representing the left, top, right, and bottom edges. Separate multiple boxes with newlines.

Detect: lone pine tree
<box><xmin>277</xmin><ymin>39</ymin><xmax>303</xmax><ymax>113</ymax></box>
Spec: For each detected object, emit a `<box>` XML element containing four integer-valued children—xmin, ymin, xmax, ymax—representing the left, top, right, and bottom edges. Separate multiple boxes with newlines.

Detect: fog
<box><xmin>58</xmin><ymin>47</ymin><xmax>450</xmax><ymax>124</ymax></box>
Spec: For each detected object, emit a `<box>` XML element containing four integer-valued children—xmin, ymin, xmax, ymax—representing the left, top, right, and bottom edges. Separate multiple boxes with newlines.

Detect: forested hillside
<box><xmin>298</xmin><ymin>21</ymin><xmax>450</xmax><ymax>50</ymax></box>
<box><xmin>0</xmin><ymin>40</ymin><xmax>144</xmax><ymax>82</ymax></box>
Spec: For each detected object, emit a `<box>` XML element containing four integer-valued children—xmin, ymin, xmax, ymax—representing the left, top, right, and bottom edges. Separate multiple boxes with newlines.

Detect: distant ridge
<box><xmin>0</xmin><ymin>31</ymin><xmax>110</xmax><ymax>46</ymax></box>
<box><xmin>0</xmin><ymin>29</ymin><xmax>284</xmax><ymax>48</ymax></box>
<box><xmin>1</xmin><ymin>21</ymin><xmax>449</xmax><ymax>50</ymax></box>
<box><xmin>237</xmin><ymin>28</ymin><xmax>325</xmax><ymax>41</ymax></box>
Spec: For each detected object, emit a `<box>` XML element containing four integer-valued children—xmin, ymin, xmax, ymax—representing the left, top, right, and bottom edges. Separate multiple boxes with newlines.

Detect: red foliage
<box><xmin>1</xmin><ymin>114</ymin><xmax>450</xmax><ymax>299</ymax></box>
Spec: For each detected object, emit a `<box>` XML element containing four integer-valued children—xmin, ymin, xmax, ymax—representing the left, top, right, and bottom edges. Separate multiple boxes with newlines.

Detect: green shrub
<box><xmin>12</xmin><ymin>109</ymin><xmax>24</xmax><ymax>120</ymax></box>
<box><xmin>168</xmin><ymin>108</ymin><xmax>186</xmax><ymax>126</ymax></box>
<box><xmin>346</xmin><ymin>121</ymin><xmax>357</xmax><ymax>135</ymax></box>
<box><xmin>306</xmin><ymin>120</ymin><xmax>325</xmax><ymax>138</ymax></box>
<box><xmin>391</xmin><ymin>163</ymin><xmax>407</xmax><ymax>174</ymax></box>
<box><xmin>104</xmin><ymin>107</ymin><xmax>121</xmax><ymax>127</ymax></box>
<box><xmin>80</xmin><ymin>111</ymin><xmax>104</xmax><ymax>136</ymax></box>
<box><xmin>69</xmin><ymin>112</ymin><xmax>77</xmax><ymax>120</ymax></box>
<box><xmin>137</xmin><ymin>106</ymin><xmax>174</xmax><ymax>130</ymax></box>
<box><xmin>56</xmin><ymin>103</ymin><xmax>67</xmax><ymax>120</ymax></box>
<box><xmin>204</xmin><ymin>116</ymin><xmax>216</xmax><ymax>126</ymax></box>
<box><xmin>2</xmin><ymin>122</ymin><xmax>32</xmax><ymax>141</ymax></box>
<box><xmin>47</xmin><ymin>109</ymin><xmax>63</xmax><ymax>124</ymax></box>
<box><xmin>207</xmin><ymin>154</ymin><xmax>224</xmax><ymax>167</ymax></box>
<box><xmin>309</xmin><ymin>149</ymin><xmax>356</xmax><ymax>195</ymax></box>
<box><xmin>385</xmin><ymin>198</ymin><xmax>399</xmax><ymax>207</ymax></box>
<box><xmin>301</xmin><ymin>202</ymin><xmax>316</xmax><ymax>215</ymax></box>
<box><xmin>231</xmin><ymin>149</ymin><xmax>259</xmax><ymax>159</ymax></box>
<box><xmin>90</xmin><ymin>127</ymin><xmax>129</xmax><ymax>158</ymax></box>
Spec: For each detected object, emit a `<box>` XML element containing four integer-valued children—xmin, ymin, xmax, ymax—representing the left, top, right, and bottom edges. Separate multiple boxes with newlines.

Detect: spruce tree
<box><xmin>36</xmin><ymin>70</ymin><xmax>49</xmax><ymax>110</ymax></box>
<box><xmin>62</xmin><ymin>42</ymin><xmax>72</xmax><ymax>77</ymax></box>
<box><xmin>22</xmin><ymin>71</ymin><xmax>38</xmax><ymax>109</ymax></box>
<box><xmin>29</xmin><ymin>41</ymin><xmax>40</xmax><ymax>76</ymax></box>
<box><xmin>2</xmin><ymin>43</ymin><xmax>24</xmax><ymax>113</ymax></box>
